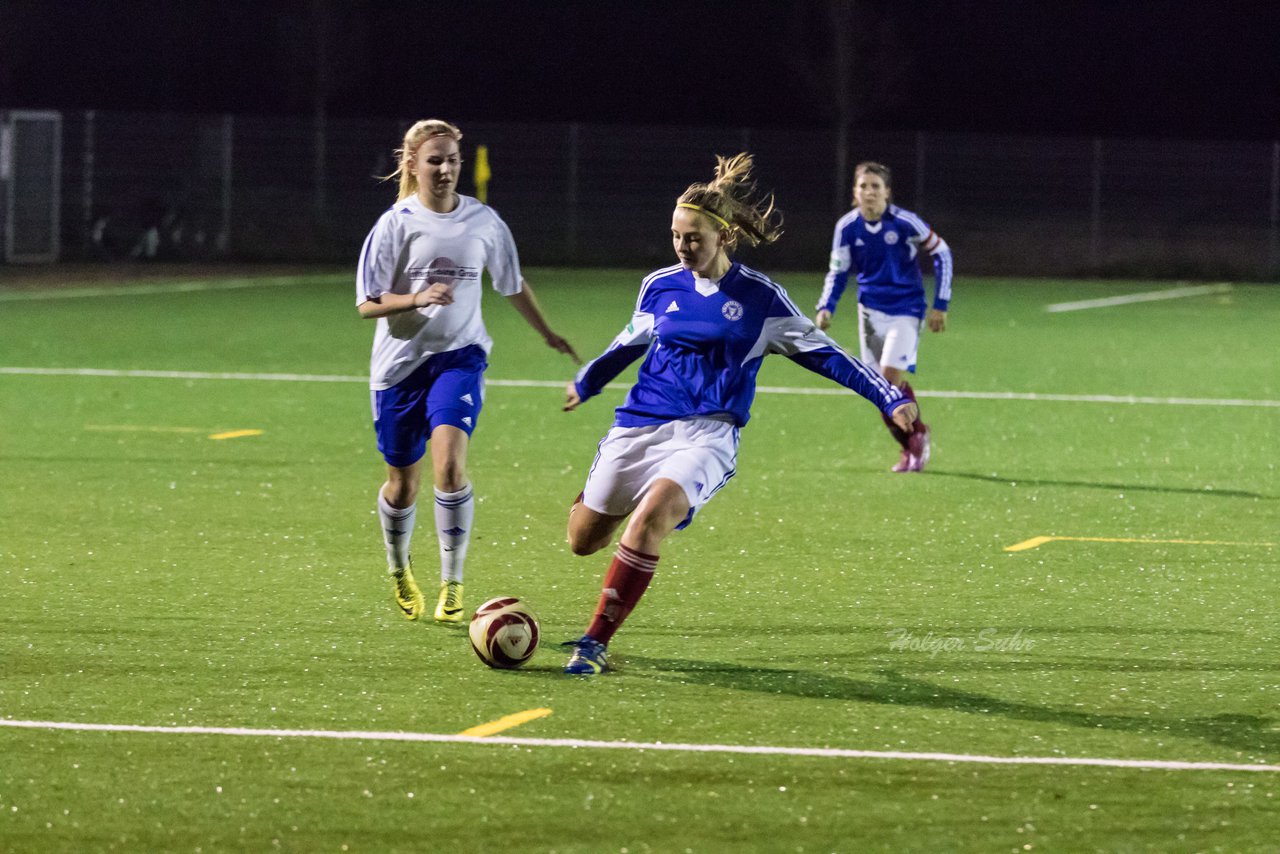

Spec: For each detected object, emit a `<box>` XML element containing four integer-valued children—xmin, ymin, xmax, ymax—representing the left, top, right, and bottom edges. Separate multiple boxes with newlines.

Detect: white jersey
<box><xmin>356</xmin><ymin>194</ymin><xmax>524</xmax><ymax>390</ymax></box>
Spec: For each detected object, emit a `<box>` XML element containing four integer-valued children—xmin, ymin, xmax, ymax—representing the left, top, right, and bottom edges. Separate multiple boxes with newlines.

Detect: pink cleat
<box><xmin>891</xmin><ymin>447</ymin><xmax>913</xmax><ymax>472</ymax></box>
<box><xmin>907</xmin><ymin>425</ymin><xmax>931</xmax><ymax>472</ymax></box>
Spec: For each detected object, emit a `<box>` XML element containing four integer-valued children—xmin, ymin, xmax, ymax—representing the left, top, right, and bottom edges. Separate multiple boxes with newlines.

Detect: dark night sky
<box><xmin>2</xmin><ymin>0</ymin><xmax>1279</xmax><ymax>140</ymax></box>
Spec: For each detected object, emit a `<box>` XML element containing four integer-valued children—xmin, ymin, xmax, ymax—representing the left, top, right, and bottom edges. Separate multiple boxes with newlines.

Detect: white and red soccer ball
<box><xmin>468</xmin><ymin>597</ymin><xmax>539</xmax><ymax>669</ymax></box>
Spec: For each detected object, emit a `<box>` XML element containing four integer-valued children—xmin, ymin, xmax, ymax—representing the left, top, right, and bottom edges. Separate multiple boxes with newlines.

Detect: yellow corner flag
<box><xmin>474</xmin><ymin>144</ymin><xmax>492</xmax><ymax>203</ymax></box>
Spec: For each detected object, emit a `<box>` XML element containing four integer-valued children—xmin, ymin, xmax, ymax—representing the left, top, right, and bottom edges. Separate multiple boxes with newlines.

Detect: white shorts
<box><xmin>581</xmin><ymin>417</ymin><xmax>739</xmax><ymax>530</ymax></box>
<box><xmin>858</xmin><ymin>304</ymin><xmax>924</xmax><ymax>374</ymax></box>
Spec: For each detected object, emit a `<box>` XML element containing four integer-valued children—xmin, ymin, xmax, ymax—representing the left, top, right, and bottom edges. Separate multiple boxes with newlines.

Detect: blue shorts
<box><xmin>373</xmin><ymin>345</ymin><xmax>487</xmax><ymax>468</ymax></box>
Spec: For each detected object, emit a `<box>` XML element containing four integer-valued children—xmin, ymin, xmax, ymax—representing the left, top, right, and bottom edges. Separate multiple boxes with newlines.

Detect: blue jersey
<box><xmin>817</xmin><ymin>205</ymin><xmax>953</xmax><ymax>319</ymax></box>
<box><xmin>574</xmin><ymin>262</ymin><xmax>906</xmax><ymax>428</ymax></box>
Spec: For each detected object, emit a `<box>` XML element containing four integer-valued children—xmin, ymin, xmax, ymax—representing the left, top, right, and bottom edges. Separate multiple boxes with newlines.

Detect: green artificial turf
<box><xmin>1</xmin><ymin>269</ymin><xmax>1276</xmax><ymax>852</ymax></box>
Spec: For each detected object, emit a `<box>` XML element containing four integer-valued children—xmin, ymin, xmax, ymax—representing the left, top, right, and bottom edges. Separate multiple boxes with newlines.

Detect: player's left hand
<box><xmin>545</xmin><ymin>332</ymin><xmax>582</xmax><ymax>364</ymax></box>
<box><xmin>563</xmin><ymin>381</ymin><xmax>583</xmax><ymax>411</ymax></box>
<box><xmin>926</xmin><ymin>308</ymin><xmax>947</xmax><ymax>333</ymax></box>
<box><xmin>891</xmin><ymin>401</ymin><xmax>918</xmax><ymax>432</ymax></box>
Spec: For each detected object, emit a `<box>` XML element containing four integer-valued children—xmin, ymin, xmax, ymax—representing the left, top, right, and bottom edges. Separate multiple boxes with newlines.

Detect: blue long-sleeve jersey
<box><xmin>574</xmin><ymin>262</ymin><xmax>907</xmax><ymax>428</ymax></box>
<box><xmin>817</xmin><ymin>205</ymin><xmax>953</xmax><ymax>319</ymax></box>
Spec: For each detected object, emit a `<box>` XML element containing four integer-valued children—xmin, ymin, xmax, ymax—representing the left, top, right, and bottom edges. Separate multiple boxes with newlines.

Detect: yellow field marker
<box><xmin>1005</xmin><ymin>535</ymin><xmax>1276</xmax><ymax>553</ymax></box>
<box><xmin>86</xmin><ymin>425</ymin><xmax>264</xmax><ymax>441</ymax></box>
<box><xmin>458</xmin><ymin>708</ymin><xmax>553</xmax><ymax>738</ymax></box>
<box><xmin>207</xmin><ymin>429</ymin><xmax>264</xmax><ymax>441</ymax></box>
<box><xmin>1005</xmin><ymin>536</ymin><xmax>1056</xmax><ymax>552</ymax></box>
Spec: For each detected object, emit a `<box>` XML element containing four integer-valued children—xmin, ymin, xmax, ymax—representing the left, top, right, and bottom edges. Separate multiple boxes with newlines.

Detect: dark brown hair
<box><xmin>852</xmin><ymin>161</ymin><xmax>893</xmax><ymax>206</ymax></box>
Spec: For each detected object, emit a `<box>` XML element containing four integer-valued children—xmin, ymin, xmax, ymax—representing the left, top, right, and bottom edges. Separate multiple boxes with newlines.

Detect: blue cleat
<box><xmin>562</xmin><ymin>636</ymin><xmax>608</xmax><ymax>676</ymax></box>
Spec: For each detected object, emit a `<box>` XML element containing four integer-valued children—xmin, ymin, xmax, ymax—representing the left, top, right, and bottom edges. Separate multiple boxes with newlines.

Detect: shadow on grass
<box><xmin>623</xmin><ymin>655</ymin><xmax>1278</xmax><ymax>756</ymax></box>
<box><xmin>928</xmin><ymin>469</ymin><xmax>1271</xmax><ymax>500</ymax></box>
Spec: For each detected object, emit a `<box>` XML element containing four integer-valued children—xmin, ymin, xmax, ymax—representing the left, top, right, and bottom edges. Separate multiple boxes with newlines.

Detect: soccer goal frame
<box><xmin>2</xmin><ymin>110</ymin><xmax>63</xmax><ymax>264</ymax></box>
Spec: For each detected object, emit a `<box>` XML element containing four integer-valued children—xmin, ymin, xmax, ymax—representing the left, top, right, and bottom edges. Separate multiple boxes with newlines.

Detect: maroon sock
<box><xmin>584</xmin><ymin>543</ymin><xmax>658</xmax><ymax>645</ymax></box>
<box><xmin>882</xmin><ymin>380</ymin><xmax>913</xmax><ymax>449</ymax></box>
<box><xmin>899</xmin><ymin>380</ymin><xmax>926</xmax><ymax>433</ymax></box>
<box><xmin>881</xmin><ymin>409</ymin><xmax>911</xmax><ymax>449</ymax></box>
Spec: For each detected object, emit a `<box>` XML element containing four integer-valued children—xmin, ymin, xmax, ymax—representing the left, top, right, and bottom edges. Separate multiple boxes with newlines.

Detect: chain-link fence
<box><xmin>4</xmin><ymin>109</ymin><xmax>1279</xmax><ymax>278</ymax></box>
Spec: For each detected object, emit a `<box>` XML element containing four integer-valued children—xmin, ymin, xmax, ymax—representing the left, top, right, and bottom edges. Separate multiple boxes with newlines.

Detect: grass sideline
<box><xmin>1</xmin><ymin>268</ymin><xmax>1277</xmax><ymax>852</ymax></box>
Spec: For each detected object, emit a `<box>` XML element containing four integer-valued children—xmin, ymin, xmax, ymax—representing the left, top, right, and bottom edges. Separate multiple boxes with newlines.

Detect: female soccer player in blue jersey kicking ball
<box><xmin>815</xmin><ymin>161</ymin><xmax>953</xmax><ymax>472</ymax></box>
<box><xmin>559</xmin><ymin>153</ymin><xmax>918</xmax><ymax>675</ymax></box>
<box><xmin>357</xmin><ymin>119</ymin><xmax>579</xmax><ymax>623</ymax></box>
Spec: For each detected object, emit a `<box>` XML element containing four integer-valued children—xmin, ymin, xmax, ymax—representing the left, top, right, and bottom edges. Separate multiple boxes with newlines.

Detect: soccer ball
<box><xmin>468</xmin><ymin>597</ymin><xmax>540</xmax><ymax>669</ymax></box>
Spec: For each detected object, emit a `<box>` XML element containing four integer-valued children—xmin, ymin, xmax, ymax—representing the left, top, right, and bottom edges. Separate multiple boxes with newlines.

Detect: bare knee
<box><xmin>567</xmin><ymin>503</ymin><xmax>621</xmax><ymax>557</ymax></box>
<box><xmin>434</xmin><ymin>460</ymin><xmax>467</xmax><ymax>493</ymax></box>
<box><xmin>624</xmin><ymin>509</ymin><xmax>670</xmax><ymax>544</ymax></box>
<box><xmin>622</xmin><ymin>490</ymin><xmax>687</xmax><ymax>553</ymax></box>
<box><xmin>429</xmin><ymin>426</ymin><xmax>470</xmax><ymax>493</ymax></box>
<box><xmin>567</xmin><ymin>517</ymin><xmax>612</xmax><ymax>556</ymax></box>
<box><xmin>383</xmin><ymin>472</ymin><xmax>419</xmax><ymax>508</ymax></box>
<box><xmin>568</xmin><ymin>533</ymin><xmax>608</xmax><ymax>557</ymax></box>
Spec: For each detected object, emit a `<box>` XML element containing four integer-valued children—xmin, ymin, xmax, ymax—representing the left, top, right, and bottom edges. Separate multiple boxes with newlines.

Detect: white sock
<box><xmin>434</xmin><ymin>483</ymin><xmax>474</xmax><ymax>583</ymax></box>
<box><xmin>377</xmin><ymin>491</ymin><xmax>416</xmax><ymax>573</ymax></box>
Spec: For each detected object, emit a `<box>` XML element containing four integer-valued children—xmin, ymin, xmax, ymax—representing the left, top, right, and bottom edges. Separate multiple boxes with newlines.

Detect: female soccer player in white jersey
<box><xmin>559</xmin><ymin>153</ymin><xmax>918</xmax><ymax>676</ymax></box>
<box><xmin>356</xmin><ymin>119</ymin><xmax>579</xmax><ymax>623</ymax></box>
<box><xmin>815</xmin><ymin>161</ymin><xmax>953</xmax><ymax>473</ymax></box>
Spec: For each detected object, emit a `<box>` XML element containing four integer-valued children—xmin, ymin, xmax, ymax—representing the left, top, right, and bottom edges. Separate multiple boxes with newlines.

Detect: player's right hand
<box><xmin>815</xmin><ymin>309</ymin><xmax>833</xmax><ymax>331</ymax></box>
<box><xmin>563</xmin><ymin>381</ymin><xmax>582</xmax><ymax>412</ymax></box>
<box><xmin>413</xmin><ymin>282</ymin><xmax>455</xmax><ymax>308</ymax></box>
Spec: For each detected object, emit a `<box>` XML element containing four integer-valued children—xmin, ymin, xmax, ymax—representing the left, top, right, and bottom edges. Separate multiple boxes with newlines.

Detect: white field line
<box><xmin>1045</xmin><ymin>283</ymin><xmax>1233</xmax><ymax>313</ymax></box>
<box><xmin>0</xmin><ymin>275</ymin><xmax>342</xmax><ymax>302</ymax></box>
<box><xmin>1</xmin><ymin>718</ymin><xmax>1275</xmax><ymax>773</ymax></box>
<box><xmin>2</xmin><ymin>366</ymin><xmax>1278</xmax><ymax>408</ymax></box>
<box><xmin>0</xmin><ymin>366</ymin><xmax>366</xmax><ymax>383</ymax></box>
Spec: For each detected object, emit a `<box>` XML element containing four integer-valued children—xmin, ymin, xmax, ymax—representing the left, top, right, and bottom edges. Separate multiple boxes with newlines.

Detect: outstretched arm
<box><xmin>564</xmin><ymin>311</ymin><xmax>655</xmax><ymax>411</ymax></box>
<box><xmin>506</xmin><ymin>280</ymin><xmax>581</xmax><ymax>364</ymax></box>
<box><xmin>792</xmin><ymin>345</ymin><xmax>918</xmax><ymax>431</ymax></box>
<box><xmin>765</xmin><ymin>315</ymin><xmax>916</xmax><ymax>430</ymax></box>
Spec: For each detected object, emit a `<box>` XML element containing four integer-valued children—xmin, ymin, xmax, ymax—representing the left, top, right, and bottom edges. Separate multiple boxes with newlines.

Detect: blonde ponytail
<box><xmin>677</xmin><ymin>152</ymin><xmax>783</xmax><ymax>249</ymax></box>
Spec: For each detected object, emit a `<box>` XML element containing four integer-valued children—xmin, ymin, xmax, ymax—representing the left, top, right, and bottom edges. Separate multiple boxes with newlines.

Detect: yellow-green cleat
<box><xmin>435</xmin><ymin>581</ymin><xmax>465</xmax><ymax>624</ymax></box>
<box><xmin>391</xmin><ymin>565</ymin><xmax>425</xmax><ymax>620</ymax></box>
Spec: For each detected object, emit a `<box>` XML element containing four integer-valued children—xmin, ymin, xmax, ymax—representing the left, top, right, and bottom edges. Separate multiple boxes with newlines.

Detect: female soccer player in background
<box><xmin>560</xmin><ymin>153</ymin><xmax>918</xmax><ymax>676</ymax></box>
<box><xmin>815</xmin><ymin>161</ymin><xmax>953</xmax><ymax>472</ymax></box>
<box><xmin>357</xmin><ymin>119</ymin><xmax>579</xmax><ymax>623</ymax></box>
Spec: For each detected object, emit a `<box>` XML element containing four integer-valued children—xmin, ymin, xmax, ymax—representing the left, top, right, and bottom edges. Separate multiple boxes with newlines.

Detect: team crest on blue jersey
<box><xmin>884</xmin><ymin>231</ymin><xmax>899</xmax><ymax>245</ymax></box>
<box><xmin>721</xmin><ymin>300</ymin><xmax>744</xmax><ymax>321</ymax></box>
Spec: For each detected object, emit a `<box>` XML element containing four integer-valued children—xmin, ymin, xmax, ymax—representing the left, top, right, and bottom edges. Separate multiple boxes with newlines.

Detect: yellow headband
<box><xmin>677</xmin><ymin>203</ymin><xmax>732</xmax><ymax>231</ymax></box>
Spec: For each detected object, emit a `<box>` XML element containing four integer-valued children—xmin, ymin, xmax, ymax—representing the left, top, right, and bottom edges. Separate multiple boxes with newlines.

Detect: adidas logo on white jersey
<box><xmin>460</xmin><ymin>393</ymin><xmax>474</xmax><ymax>406</ymax></box>
<box><xmin>666</xmin><ymin>300</ymin><xmax>680</xmax><ymax>313</ymax></box>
